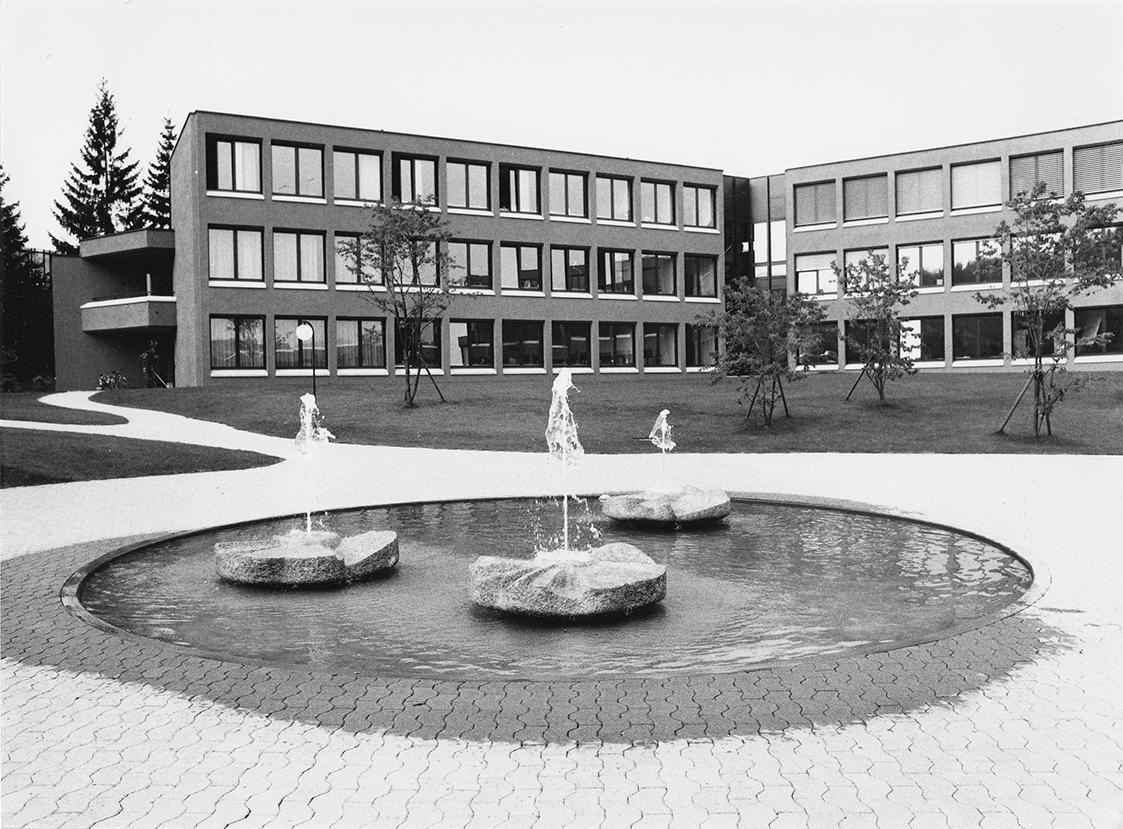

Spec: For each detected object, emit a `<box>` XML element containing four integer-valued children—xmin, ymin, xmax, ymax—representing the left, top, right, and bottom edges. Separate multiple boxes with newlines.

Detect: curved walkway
<box><xmin>2</xmin><ymin>393</ymin><xmax>1122</xmax><ymax>827</ymax></box>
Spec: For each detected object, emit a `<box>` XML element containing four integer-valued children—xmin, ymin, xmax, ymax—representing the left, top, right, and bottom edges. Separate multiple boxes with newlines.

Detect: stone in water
<box><xmin>215</xmin><ymin>529</ymin><xmax>398</xmax><ymax>586</ymax></box>
<box><xmin>600</xmin><ymin>486</ymin><xmax>731</xmax><ymax>526</ymax></box>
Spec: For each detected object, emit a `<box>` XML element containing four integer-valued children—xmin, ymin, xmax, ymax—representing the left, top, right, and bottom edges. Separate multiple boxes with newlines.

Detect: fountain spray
<box><xmin>648</xmin><ymin>408</ymin><xmax>676</xmax><ymax>491</ymax></box>
<box><xmin>545</xmin><ymin>369</ymin><xmax>584</xmax><ymax>555</ymax></box>
<box><xmin>294</xmin><ymin>394</ymin><xmax>335</xmax><ymax>534</ymax></box>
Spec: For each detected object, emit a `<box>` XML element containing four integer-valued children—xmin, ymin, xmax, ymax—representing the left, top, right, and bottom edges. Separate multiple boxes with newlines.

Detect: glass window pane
<box><xmin>300</xmin><ymin>234</ymin><xmax>324</xmax><ymax>282</ymax></box>
<box><xmin>210</xmin><ymin>317</ymin><xmax>235</xmax><ymax>367</ymax></box>
<box><xmin>357</xmin><ymin>154</ymin><xmax>380</xmax><ymax>201</ymax></box>
<box><xmin>216</xmin><ymin>141</ymin><xmax>233</xmax><ymax>191</ymax></box>
<box><xmin>596</xmin><ymin>177</ymin><xmax>611</xmax><ymax>219</ymax></box>
<box><xmin>274</xmin><ymin>232</ymin><xmax>298</xmax><ymax>281</ymax></box>
<box><xmin>613</xmin><ymin>179</ymin><xmax>630</xmax><ymax>220</ymax></box>
<box><xmin>335</xmin><ymin>235</ymin><xmax>357</xmax><ymax>284</ymax></box>
<box><xmin>336</xmin><ymin>320</ymin><xmax>359</xmax><ymax>367</ymax></box>
<box><xmin>518</xmin><ymin>169</ymin><xmax>538</xmax><ymax>213</ymax></box>
<box><xmin>235</xmin><ymin>142</ymin><xmax>259</xmax><ymax>191</ymax></box>
<box><xmin>209</xmin><ymin>229</ymin><xmax>234</xmax><ymax>279</ymax></box>
<box><xmin>274</xmin><ymin>318</ymin><xmax>297</xmax><ymax>368</ymax></box>
<box><xmin>501</xmin><ymin>246</ymin><xmax>519</xmax><ymax>289</ymax></box>
<box><xmin>448</xmin><ymin>163</ymin><xmax>467</xmax><ymax>208</ymax></box>
<box><xmin>236</xmin><ymin>230</ymin><xmax>261</xmax><ymax>281</ymax></box>
<box><xmin>272</xmin><ymin>145</ymin><xmax>295</xmax><ymax>194</ymax></box>
<box><xmin>641</xmin><ymin>182</ymin><xmax>655</xmax><ymax>222</ymax></box>
<box><xmin>399</xmin><ymin>158</ymin><xmax>413</xmax><ymax>202</ymax></box>
<box><xmin>568</xmin><ymin>175</ymin><xmax>584</xmax><ymax>217</ymax></box>
<box><xmin>549</xmin><ymin>172</ymin><xmax>565</xmax><ymax>215</ymax></box>
<box><xmin>684</xmin><ymin>187</ymin><xmax>698</xmax><ymax>226</ymax></box>
<box><xmin>699</xmin><ymin>189</ymin><xmax>714</xmax><ymax>227</ymax></box>
<box><xmin>334</xmin><ymin>151</ymin><xmax>356</xmax><ymax>200</ymax></box>
<box><xmin>657</xmin><ymin>183</ymin><xmax>672</xmax><ymax>223</ymax></box>
<box><xmin>551</xmin><ymin>249</ymin><xmax>566</xmax><ymax>291</ymax></box>
<box><xmin>416</xmin><ymin>159</ymin><xmax>436</xmax><ymax>203</ymax></box>
<box><xmin>363</xmin><ymin>320</ymin><xmax>385</xmax><ymax>367</ymax></box>
<box><xmin>298</xmin><ymin>147</ymin><xmax>322</xmax><ymax>197</ymax></box>
<box><xmin>467</xmin><ymin>164</ymin><xmax>487</xmax><ymax>209</ymax></box>
<box><xmin>769</xmin><ymin>220</ymin><xmax>786</xmax><ymax>261</ymax></box>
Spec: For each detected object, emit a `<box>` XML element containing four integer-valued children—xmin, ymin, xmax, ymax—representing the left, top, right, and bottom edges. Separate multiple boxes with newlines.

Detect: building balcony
<box><xmin>81</xmin><ymin>295</ymin><xmax>176</xmax><ymax>332</ymax></box>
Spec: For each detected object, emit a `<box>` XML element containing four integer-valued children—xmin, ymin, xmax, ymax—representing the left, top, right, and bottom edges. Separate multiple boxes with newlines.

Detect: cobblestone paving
<box><xmin>2</xmin><ymin>396</ymin><xmax>1122</xmax><ymax>827</ymax></box>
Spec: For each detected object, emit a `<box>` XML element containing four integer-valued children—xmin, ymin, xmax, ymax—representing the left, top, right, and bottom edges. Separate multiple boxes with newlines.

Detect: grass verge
<box><xmin>0</xmin><ymin>393</ymin><xmax>126</xmax><ymax>426</ymax></box>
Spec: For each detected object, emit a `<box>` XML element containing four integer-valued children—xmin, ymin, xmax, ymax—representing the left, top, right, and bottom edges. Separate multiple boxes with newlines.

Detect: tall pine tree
<box><xmin>51</xmin><ymin>80</ymin><xmax>143</xmax><ymax>253</ymax></box>
<box><xmin>141</xmin><ymin>117</ymin><xmax>176</xmax><ymax>228</ymax></box>
<box><xmin>2</xmin><ymin>167</ymin><xmax>54</xmax><ymax>386</ymax></box>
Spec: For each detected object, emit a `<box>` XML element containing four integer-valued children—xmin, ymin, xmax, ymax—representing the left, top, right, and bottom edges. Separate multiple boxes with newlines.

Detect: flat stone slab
<box><xmin>215</xmin><ymin>529</ymin><xmax>397</xmax><ymax>586</ymax></box>
<box><xmin>600</xmin><ymin>486</ymin><xmax>732</xmax><ymax>525</ymax></box>
<box><xmin>469</xmin><ymin>542</ymin><xmax>666</xmax><ymax>618</ymax></box>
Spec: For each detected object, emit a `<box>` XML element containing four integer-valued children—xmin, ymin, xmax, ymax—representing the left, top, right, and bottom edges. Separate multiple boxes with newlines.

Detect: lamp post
<box><xmin>295</xmin><ymin>321</ymin><xmax>317</xmax><ymax>400</ymax></box>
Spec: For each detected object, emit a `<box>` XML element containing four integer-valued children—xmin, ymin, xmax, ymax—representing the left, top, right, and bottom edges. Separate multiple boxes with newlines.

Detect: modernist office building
<box><xmin>54</xmin><ymin>111</ymin><xmax>725</xmax><ymax>389</ymax></box>
<box><xmin>52</xmin><ymin>116</ymin><xmax>1122</xmax><ymax>388</ymax></box>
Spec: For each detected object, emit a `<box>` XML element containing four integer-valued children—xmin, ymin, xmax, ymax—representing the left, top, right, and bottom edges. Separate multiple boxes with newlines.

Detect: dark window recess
<box><xmin>952</xmin><ymin>314</ymin><xmax>1003</xmax><ymax>360</ymax></box>
<box><xmin>450</xmin><ymin>320</ymin><xmax>495</xmax><ymax>368</ymax></box>
<box><xmin>502</xmin><ymin>320</ymin><xmax>544</xmax><ymax>367</ymax></box>
<box><xmin>1075</xmin><ymin>305</ymin><xmax>1123</xmax><ymax>356</ymax></box>
<box><xmin>599</xmin><ymin>322</ymin><xmax>635</xmax><ymax>367</ymax></box>
<box><xmin>552</xmin><ymin>321</ymin><xmax>592</xmax><ymax>367</ymax></box>
<box><xmin>394</xmin><ymin>319</ymin><xmax>442</xmax><ymax>367</ymax></box>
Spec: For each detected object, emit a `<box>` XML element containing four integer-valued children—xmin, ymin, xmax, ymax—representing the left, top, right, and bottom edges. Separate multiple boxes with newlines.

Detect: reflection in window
<box><xmin>209</xmin><ymin>315</ymin><xmax>264</xmax><ymax>369</ymax></box>
<box><xmin>500</xmin><ymin>244</ymin><xmax>542</xmax><ymax>290</ymax></box>
<box><xmin>641</xmin><ymin>180</ymin><xmax>674</xmax><ymax>224</ymax></box>
<box><xmin>952</xmin><ymin>239</ymin><xmax>1002</xmax><ymax>286</ymax></box>
<box><xmin>274</xmin><ymin>231</ymin><xmax>325</xmax><ymax>283</ymax></box>
<box><xmin>842</xmin><ymin>248</ymin><xmax>889</xmax><ymax>293</ymax></box>
<box><xmin>798</xmin><ymin>322</ymin><xmax>839</xmax><ymax>366</ymax></box>
<box><xmin>549</xmin><ymin>171</ymin><xmax>586</xmax><ymax>217</ymax></box>
<box><xmin>644</xmin><ymin>323</ymin><xmax>678</xmax><ymax>367</ymax></box>
<box><xmin>447</xmin><ymin>161</ymin><xmax>489</xmax><ymax>210</ymax></box>
<box><xmin>1011</xmin><ymin>311</ymin><xmax>1065</xmax><ymax>359</ymax></box>
<box><xmin>685</xmin><ymin>324</ymin><xmax>718</xmax><ymax>367</ymax></box>
<box><xmin>499</xmin><ymin>165</ymin><xmax>540</xmax><ymax>214</ymax></box>
<box><xmin>394</xmin><ymin>319</ymin><xmax>441</xmax><ymax>367</ymax></box>
<box><xmin>599</xmin><ymin>250</ymin><xmax>634</xmax><ymax>294</ymax></box>
<box><xmin>596</xmin><ymin>176</ymin><xmax>632</xmax><ymax>221</ymax></box>
<box><xmin>899</xmin><ymin>317</ymin><xmax>945</xmax><ymax>362</ymax></box>
<box><xmin>274</xmin><ymin>317</ymin><xmax>327</xmax><ymax>368</ymax></box>
<box><xmin>897</xmin><ymin>243</ymin><xmax>944</xmax><ymax>288</ymax></box>
<box><xmin>1075</xmin><ymin>305</ymin><xmax>1123</xmax><ymax>356</ymax></box>
<box><xmin>952</xmin><ymin>314</ymin><xmax>1003</xmax><ymax>360</ymax></box>
<box><xmin>552</xmin><ymin>321</ymin><xmax>591</xmax><ymax>367</ymax></box>
<box><xmin>599</xmin><ymin>322</ymin><xmax>635</xmax><ymax>367</ymax></box>
<box><xmin>551</xmin><ymin>247</ymin><xmax>589</xmax><ymax>293</ymax></box>
<box><xmin>683</xmin><ymin>185</ymin><xmax>716</xmax><ymax>228</ymax></box>
<box><xmin>685</xmin><ymin>255</ymin><xmax>717</xmax><ymax>297</ymax></box>
<box><xmin>272</xmin><ymin>144</ymin><xmax>323</xmax><ymax>197</ymax></box>
<box><xmin>336</xmin><ymin>318</ymin><xmax>386</xmax><ymax>368</ymax></box>
<box><xmin>335</xmin><ymin>233</ymin><xmax>377</xmax><ymax>285</ymax></box>
<box><xmin>394</xmin><ymin>155</ymin><xmax>437</xmax><ymax>204</ymax></box>
<box><xmin>642</xmin><ymin>252</ymin><xmax>676</xmax><ymax>296</ymax></box>
<box><xmin>208</xmin><ymin>227</ymin><xmax>263</xmax><ymax>281</ymax></box>
<box><xmin>448</xmin><ymin>241</ymin><xmax>491</xmax><ymax>289</ymax></box>
<box><xmin>449</xmin><ymin>319</ymin><xmax>494</xmax><ymax>368</ymax></box>
<box><xmin>502</xmin><ymin>320</ymin><xmax>544</xmax><ymax>367</ymax></box>
<box><xmin>333</xmin><ymin>150</ymin><xmax>381</xmax><ymax>201</ymax></box>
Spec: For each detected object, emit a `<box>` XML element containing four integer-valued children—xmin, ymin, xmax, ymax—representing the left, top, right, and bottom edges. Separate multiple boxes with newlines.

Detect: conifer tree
<box><xmin>141</xmin><ymin>117</ymin><xmax>176</xmax><ymax>228</ymax></box>
<box><xmin>2</xmin><ymin>167</ymin><xmax>54</xmax><ymax>386</ymax></box>
<box><xmin>50</xmin><ymin>80</ymin><xmax>143</xmax><ymax>253</ymax></box>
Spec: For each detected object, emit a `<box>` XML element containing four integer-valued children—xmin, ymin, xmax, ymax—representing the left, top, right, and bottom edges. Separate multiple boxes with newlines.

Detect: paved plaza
<box><xmin>2</xmin><ymin>393</ymin><xmax>1122</xmax><ymax>828</ymax></box>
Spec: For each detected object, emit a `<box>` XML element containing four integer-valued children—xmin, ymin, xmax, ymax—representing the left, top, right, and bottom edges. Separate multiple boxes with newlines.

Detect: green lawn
<box><xmin>0</xmin><ymin>429</ymin><xmax>281</xmax><ymax>488</ymax></box>
<box><xmin>0</xmin><ymin>392</ymin><xmax>126</xmax><ymax>425</ymax></box>
<box><xmin>98</xmin><ymin>371</ymin><xmax>1123</xmax><ymax>455</ymax></box>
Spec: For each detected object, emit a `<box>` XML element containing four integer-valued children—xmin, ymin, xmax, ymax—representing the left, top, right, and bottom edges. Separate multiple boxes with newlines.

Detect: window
<box><xmin>770</xmin><ymin>220</ymin><xmax>786</xmax><ymax>262</ymax></box>
<box><xmin>410</xmin><ymin>242</ymin><xmax>439</xmax><ymax>286</ymax></box>
<box><xmin>596</xmin><ymin>175</ymin><xmax>632</xmax><ymax>221</ymax></box>
<box><xmin>552</xmin><ymin>321</ymin><xmax>591</xmax><ymax>367</ymax></box>
<box><xmin>1010</xmin><ymin>151</ymin><xmax>1063</xmax><ymax>198</ymax></box>
<box><xmin>844</xmin><ymin>320</ymin><xmax>886</xmax><ymax>364</ymax></box>
<box><xmin>599</xmin><ymin>249</ymin><xmax>634</xmax><ymax>294</ymax></box>
<box><xmin>1012</xmin><ymin>311</ymin><xmax>1065</xmax><ymax>359</ymax></box>
<box><xmin>899</xmin><ymin>317</ymin><xmax>946</xmax><ymax>362</ymax></box>
<box><xmin>685</xmin><ymin>324</ymin><xmax>718</xmax><ymax>367</ymax></box>
<box><xmin>683</xmin><ymin>185</ymin><xmax>716</xmax><ymax>228</ymax></box>
<box><xmin>272</xmin><ymin>144</ymin><xmax>323</xmax><ymax>198</ymax></box>
<box><xmin>551</xmin><ymin>247</ymin><xmax>589</xmax><ymax>293</ymax></box>
<box><xmin>208</xmin><ymin>227</ymin><xmax>263</xmax><ymax>281</ymax></box>
<box><xmin>798</xmin><ymin>322</ymin><xmax>839</xmax><ymax>366</ymax></box>
<box><xmin>449</xmin><ymin>320</ymin><xmax>495</xmax><ymax>368</ymax></box>
<box><xmin>549</xmin><ymin>171</ymin><xmax>587</xmax><ymax>218</ymax></box>
<box><xmin>333</xmin><ymin>149</ymin><xmax>381</xmax><ymax>202</ymax></box>
<box><xmin>794</xmin><ymin>181</ymin><xmax>836</xmax><ymax>226</ymax></box>
<box><xmin>502</xmin><ymin>320</ymin><xmax>544</xmax><ymax>367</ymax></box>
<box><xmin>209</xmin><ymin>315</ymin><xmax>264</xmax><ymax>369</ymax></box>
<box><xmin>447</xmin><ymin>160</ymin><xmax>489</xmax><ymax>210</ymax></box>
<box><xmin>843</xmin><ymin>175</ymin><xmax>888</xmax><ymax>221</ymax></box>
<box><xmin>952</xmin><ymin>314</ymin><xmax>1003</xmax><ymax>360</ymax></box>
<box><xmin>335</xmin><ymin>233</ymin><xmax>377</xmax><ymax>285</ymax></box>
<box><xmin>795</xmin><ymin>253</ymin><xmax>837</xmax><ymax>295</ymax></box>
<box><xmin>448</xmin><ymin>241</ymin><xmax>491</xmax><ymax>289</ymax></box>
<box><xmin>274</xmin><ymin>317</ymin><xmax>326</xmax><ymax>368</ymax></box>
<box><xmin>897</xmin><ymin>243</ymin><xmax>944</xmax><ymax>288</ymax></box>
<box><xmin>206</xmin><ymin>135</ymin><xmax>261</xmax><ymax>193</ymax></box>
<box><xmin>951</xmin><ymin>160</ymin><xmax>1001</xmax><ymax>210</ymax></box>
<box><xmin>895</xmin><ymin>168</ymin><xmax>941</xmax><ymax>216</ymax></box>
<box><xmin>599</xmin><ymin>322</ymin><xmax>635</xmax><ymax>367</ymax></box>
<box><xmin>274</xmin><ymin>231</ymin><xmax>325</xmax><ymax>283</ymax></box>
<box><xmin>393</xmin><ymin>155</ymin><xmax>438</xmax><ymax>204</ymax></box>
<box><xmin>684</xmin><ymin>255</ymin><xmax>717</xmax><ymax>298</ymax></box>
<box><xmin>394</xmin><ymin>319</ymin><xmax>441</xmax><ymax>367</ymax></box>
<box><xmin>842</xmin><ymin>248</ymin><xmax>889</xmax><ymax>293</ymax></box>
<box><xmin>642</xmin><ymin>252</ymin><xmax>676</xmax><ymax>296</ymax></box>
<box><xmin>1074</xmin><ymin>142</ymin><xmax>1123</xmax><ymax>195</ymax></box>
<box><xmin>644</xmin><ymin>323</ymin><xmax>678</xmax><ymax>367</ymax></box>
<box><xmin>952</xmin><ymin>238</ymin><xmax>1002</xmax><ymax>286</ymax></box>
<box><xmin>1075</xmin><ymin>305</ymin><xmax>1123</xmax><ymax>356</ymax></box>
<box><xmin>499</xmin><ymin>165</ymin><xmax>540</xmax><ymax>214</ymax></box>
<box><xmin>641</xmin><ymin>180</ymin><xmax>675</xmax><ymax>224</ymax></box>
<box><xmin>500</xmin><ymin>244</ymin><xmax>542</xmax><ymax>291</ymax></box>
<box><xmin>336</xmin><ymin>318</ymin><xmax>386</xmax><ymax>368</ymax></box>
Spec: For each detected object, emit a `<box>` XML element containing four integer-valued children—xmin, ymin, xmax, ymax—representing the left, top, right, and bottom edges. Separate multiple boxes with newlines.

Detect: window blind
<box><xmin>951</xmin><ymin>161</ymin><xmax>1001</xmax><ymax>210</ymax></box>
<box><xmin>895</xmin><ymin>168</ymin><xmax>941</xmax><ymax>215</ymax></box>
<box><xmin>843</xmin><ymin>175</ymin><xmax>888</xmax><ymax>221</ymax></box>
<box><xmin>794</xmin><ymin>182</ymin><xmax>835</xmax><ymax>226</ymax></box>
<box><xmin>1010</xmin><ymin>151</ymin><xmax>1063</xmax><ymax>196</ymax></box>
<box><xmin>1074</xmin><ymin>142</ymin><xmax>1123</xmax><ymax>194</ymax></box>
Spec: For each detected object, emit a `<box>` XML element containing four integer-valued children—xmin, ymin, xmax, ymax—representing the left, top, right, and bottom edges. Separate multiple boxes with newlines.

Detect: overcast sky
<box><xmin>2</xmin><ymin>0</ymin><xmax>1121</xmax><ymax>247</ymax></box>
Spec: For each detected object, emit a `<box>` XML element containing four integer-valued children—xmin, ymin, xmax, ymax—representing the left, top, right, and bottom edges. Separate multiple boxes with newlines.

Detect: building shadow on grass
<box><xmin>2</xmin><ymin>536</ymin><xmax>1078</xmax><ymax>745</ymax></box>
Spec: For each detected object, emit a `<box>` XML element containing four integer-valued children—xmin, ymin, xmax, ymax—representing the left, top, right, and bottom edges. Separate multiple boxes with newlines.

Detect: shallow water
<box><xmin>78</xmin><ymin>499</ymin><xmax>1032</xmax><ymax>680</ymax></box>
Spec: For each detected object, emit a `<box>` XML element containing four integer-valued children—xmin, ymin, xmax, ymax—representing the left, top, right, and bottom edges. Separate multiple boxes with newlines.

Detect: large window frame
<box><xmin>208</xmin><ymin>226</ymin><xmax>264</xmax><ymax>282</ymax></box>
<box><xmin>336</xmin><ymin>318</ymin><xmax>387</xmax><ymax>369</ymax></box>
<box><xmin>1011</xmin><ymin>310</ymin><xmax>1065</xmax><ymax>360</ymax></box>
<box><xmin>895</xmin><ymin>167</ymin><xmax>942</xmax><ymax>216</ymax></box>
<box><xmin>897</xmin><ymin>242</ymin><xmax>945</xmax><ymax>289</ymax></box>
<box><xmin>641</xmin><ymin>252</ymin><xmax>676</xmax><ymax>296</ymax></box>
<box><xmin>500</xmin><ymin>243</ymin><xmax>542</xmax><ymax>291</ymax></box>
<box><xmin>596</xmin><ymin>175</ymin><xmax>633</xmax><ymax>222</ymax></box>
<box><xmin>843</xmin><ymin>175</ymin><xmax>888</xmax><ymax>222</ymax></box>
<box><xmin>393</xmin><ymin>318</ymin><xmax>442</xmax><ymax>368</ymax></box>
<box><xmin>549</xmin><ymin>170</ymin><xmax>587</xmax><ymax>218</ymax></box>
<box><xmin>794</xmin><ymin>181</ymin><xmax>836</xmax><ymax>227</ymax></box>
<box><xmin>271</xmin><ymin>143</ymin><xmax>324</xmax><ymax>198</ymax></box>
<box><xmin>393</xmin><ymin>154</ymin><xmax>439</xmax><ymax>205</ymax></box>
<box><xmin>598</xmin><ymin>322</ymin><xmax>636</xmax><ymax>367</ymax></box>
<box><xmin>551</xmin><ymin>321</ymin><xmax>592</xmax><ymax>368</ymax></box>
<box><xmin>643</xmin><ymin>323</ymin><xmax>678</xmax><ymax>368</ymax></box>
<box><xmin>1010</xmin><ymin>150</ymin><xmax>1063</xmax><ymax>199</ymax></box>
<box><xmin>206</xmin><ymin>135</ymin><xmax>262</xmax><ymax>194</ymax></box>
<box><xmin>952</xmin><ymin>238</ymin><xmax>1003</xmax><ymax>286</ymax></box>
<box><xmin>952</xmin><ymin>313</ymin><xmax>1003</xmax><ymax>361</ymax></box>
<box><xmin>685</xmin><ymin>324</ymin><xmax>718</xmax><ymax>368</ymax></box>
<box><xmin>273</xmin><ymin>230</ymin><xmax>326</xmax><ymax>284</ymax></box>
<box><xmin>209</xmin><ymin>315</ymin><xmax>265</xmax><ymax>370</ymax></box>
<box><xmin>599</xmin><ymin>249</ymin><xmax>635</xmax><ymax>295</ymax></box>
<box><xmin>501</xmin><ymin>319</ymin><xmax>544</xmax><ymax>368</ymax></box>
<box><xmin>551</xmin><ymin>246</ymin><xmax>589</xmax><ymax>293</ymax></box>
<box><xmin>499</xmin><ymin>164</ymin><xmax>541</xmax><ymax>214</ymax></box>
<box><xmin>1074</xmin><ymin>142</ymin><xmax>1123</xmax><ymax>195</ymax></box>
<box><xmin>333</xmin><ymin>148</ymin><xmax>381</xmax><ymax>202</ymax></box>
<box><xmin>951</xmin><ymin>160</ymin><xmax>1002</xmax><ymax>211</ymax></box>
<box><xmin>683</xmin><ymin>185</ymin><xmax>716</xmax><ymax>229</ymax></box>
<box><xmin>684</xmin><ymin>254</ymin><xmax>718</xmax><ymax>298</ymax></box>
<box><xmin>449</xmin><ymin>319</ymin><xmax>495</xmax><ymax>368</ymax></box>
<box><xmin>446</xmin><ymin>160</ymin><xmax>490</xmax><ymax>211</ymax></box>
<box><xmin>448</xmin><ymin>240</ymin><xmax>492</xmax><ymax>290</ymax></box>
<box><xmin>899</xmin><ymin>316</ymin><xmax>946</xmax><ymax>363</ymax></box>
<box><xmin>795</xmin><ymin>252</ymin><xmax>837</xmax><ymax>296</ymax></box>
<box><xmin>640</xmin><ymin>179</ymin><xmax>675</xmax><ymax>225</ymax></box>
<box><xmin>274</xmin><ymin>316</ymin><xmax>327</xmax><ymax>369</ymax></box>
<box><xmin>798</xmin><ymin>322</ymin><xmax>839</xmax><ymax>366</ymax></box>
<box><xmin>334</xmin><ymin>233</ymin><xmax>380</xmax><ymax>286</ymax></box>
<box><xmin>1075</xmin><ymin>305</ymin><xmax>1123</xmax><ymax>357</ymax></box>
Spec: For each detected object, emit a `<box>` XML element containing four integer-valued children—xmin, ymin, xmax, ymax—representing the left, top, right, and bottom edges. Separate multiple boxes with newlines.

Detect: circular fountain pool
<box><xmin>73</xmin><ymin>498</ymin><xmax>1033</xmax><ymax>680</ymax></box>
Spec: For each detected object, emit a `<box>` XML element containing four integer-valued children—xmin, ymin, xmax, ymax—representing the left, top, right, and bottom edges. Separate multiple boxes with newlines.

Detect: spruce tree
<box><xmin>141</xmin><ymin>117</ymin><xmax>177</xmax><ymax>228</ymax></box>
<box><xmin>50</xmin><ymin>80</ymin><xmax>143</xmax><ymax>253</ymax></box>
<box><xmin>1</xmin><ymin>167</ymin><xmax>53</xmax><ymax>386</ymax></box>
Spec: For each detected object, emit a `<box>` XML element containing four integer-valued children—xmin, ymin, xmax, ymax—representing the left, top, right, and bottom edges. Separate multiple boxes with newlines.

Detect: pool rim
<box><xmin>59</xmin><ymin>491</ymin><xmax>1051</xmax><ymax>683</ymax></box>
